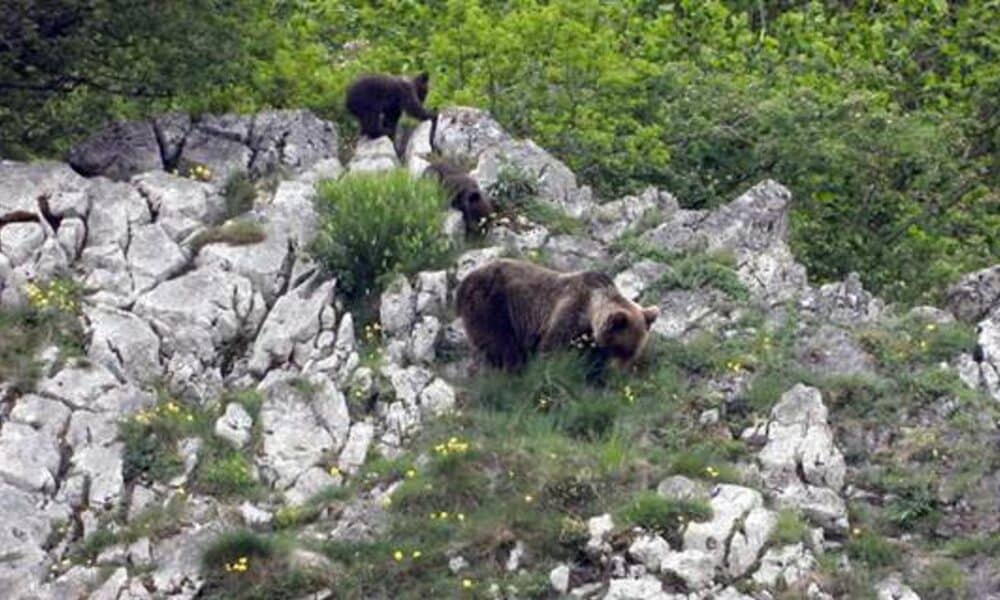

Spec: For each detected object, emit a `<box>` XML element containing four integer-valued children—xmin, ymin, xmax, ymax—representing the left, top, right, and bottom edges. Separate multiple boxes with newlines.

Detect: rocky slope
<box><xmin>0</xmin><ymin>107</ymin><xmax>998</xmax><ymax>599</ymax></box>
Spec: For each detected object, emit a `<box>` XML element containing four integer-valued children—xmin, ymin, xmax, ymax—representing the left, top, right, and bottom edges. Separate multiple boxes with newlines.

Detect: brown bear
<box><xmin>424</xmin><ymin>161</ymin><xmax>494</xmax><ymax>233</ymax></box>
<box><xmin>345</xmin><ymin>72</ymin><xmax>437</xmax><ymax>141</ymax></box>
<box><xmin>456</xmin><ymin>259</ymin><xmax>660</xmax><ymax>373</ymax></box>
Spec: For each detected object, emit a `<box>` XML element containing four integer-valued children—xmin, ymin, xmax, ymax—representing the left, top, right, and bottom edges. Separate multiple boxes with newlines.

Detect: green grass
<box><xmin>0</xmin><ymin>283</ymin><xmax>86</xmax><ymax>394</ymax></box>
<box><xmin>200</xmin><ymin>531</ymin><xmax>333</xmax><ymax>600</ymax></box>
<box><xmin>619</xmin><ymin>491</ymin><xmax>711</xmax><ymax>547</ymax></box>
<box><xmin>914</xmin><ymin>560</ymin><xmax>968</xmax><ymax>600</ymax></box>
<box><xmin>944</xmin><ymin>534</ymin><xmax>1000</xmax><ymax>559</ymax></box>
<box><xmin>120</xmin><ymin>390</ymin><xmax>262</xmax><ymax>500</ymax></box>
<box><xmin>770</xmin><ymin>509</ymin><xmax>811</xmax><ymax>546</ymax></box>
<box><xmin>190</xmin><ymin>220</ymin><xmax>267</xmax><ymax>253</ymax></box>
<box><xmin>643</xmin><ymin>250</ymin><xmax>749</xmax><ymax>302</ymax></box>
<box><xmin>846</xmin><ymin>530</ymin><xmax>898</xmax><ymax>569</ymax></box>
<box><xmin>311</xmin><ymin>170</ymin><xmax>452</xmax><ymax>300</ymax></box>
<box><xmin>191</xmin><ymin>440</ymin><xmax>261</xmax><ymax>499</ymax></box>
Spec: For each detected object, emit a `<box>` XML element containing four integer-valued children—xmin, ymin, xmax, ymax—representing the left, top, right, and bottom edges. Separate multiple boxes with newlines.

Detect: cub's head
<box><xmin>590</xmin><ymin>283</ymin><xmax>659</xmax><ymax>369</ymax></box>
<box><xmin>457</xmin><ymin>187</ymin><xmax>494</xmax><ymax>230</ymax></box>
<box><xmin>412</xmin><ymin>72</ymin><xmax>430</xmax><ymax>102</ymax></box>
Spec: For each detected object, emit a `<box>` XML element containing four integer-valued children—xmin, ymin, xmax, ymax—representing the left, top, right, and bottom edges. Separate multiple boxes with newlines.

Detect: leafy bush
<box><xmin>311</xmin><ymin>170</ymin><xmax>452</xmax><ymax>300</ymax></box>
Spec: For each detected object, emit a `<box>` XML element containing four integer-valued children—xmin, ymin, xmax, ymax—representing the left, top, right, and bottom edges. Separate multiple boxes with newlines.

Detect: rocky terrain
<box><xmin>0</xmin><ymin>107</ymin><xmax>998</xmax><ymax>599</ymax></box>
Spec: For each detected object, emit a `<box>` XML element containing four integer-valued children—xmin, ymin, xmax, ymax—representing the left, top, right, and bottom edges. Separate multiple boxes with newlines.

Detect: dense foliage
<box><xmin>2</xmin><ymin>1</ymin><xmax>997</xmax><ymax>302</ymax></box>
<box><xmin>312</xmin><ymin>170</ymin><xmax>452</xmax><ymax>300</ymax></box>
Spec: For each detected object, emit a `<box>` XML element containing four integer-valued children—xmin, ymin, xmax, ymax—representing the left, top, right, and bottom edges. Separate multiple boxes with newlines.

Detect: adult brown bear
<box><xmin>424</xmin><ymin>161</ymin><xmax>494</xmax><ymax>233</ymax></box>
<box><xmin>345</xmin><ymin>73</ymin><xmax>436</xmax><ymax>141</ymax></box>
<box><xmin>456</xmin><ymin>259</ymin><xmax>659</xmax><ymax>373</ymax></box>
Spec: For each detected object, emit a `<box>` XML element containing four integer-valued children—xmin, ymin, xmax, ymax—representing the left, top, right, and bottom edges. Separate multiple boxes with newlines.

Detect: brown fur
<box><xmin>345</xmin><ymin>73</ymin><xmax>436</xmax><ymax>141</ymax></box>
<box><xmin>424</xmin><ymin>161</ymin><xmax>494</xmax><ymax>232</ymax></box>
<box><xmin>456</xmin><ymin>259</ymin><xmax>659</xmax><ymax>372</ymax></box>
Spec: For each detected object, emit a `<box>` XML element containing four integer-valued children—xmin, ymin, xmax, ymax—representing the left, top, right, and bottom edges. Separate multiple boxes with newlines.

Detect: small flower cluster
<box><xmin>724</xmin><ymin>360</ymin><xmax>743</xmax><ymax>373</ymax></box>
<box><xmin>434</xmin><ymin>437</ymin><xmax>470</xmax><ymax>456</ymax></box>
<box><xmin>224</xmin><ymin>556</ymin><xmax>249</xmax><ymax>573</ymax></box>
<box><xmin>392</xmin><ymin>548</ymin><xmax>422</xmax><ymax>562</ymax></box>
<box><xmin>704</xmin><ymin>466</ymin><xmax>721</xmax><ymax>479</ymax></box>
<box><xmin>24</xmin><ymin>279</ymin><xmax>78</xmax><ymax>313</ymax></box>
<box><xmin>429</xmin><ymin>510</ymin><xmax>466</xmax><ymax>522</ymax></box>
<box><xmin>131</xmin><ymin>401</ymin><xmax>195</xmax><ymax>425</ymax></box>
<box><xmin>187</xmin><ymin>164</ymin><xmax>213</xmax><ymax>182</ymax></box>
<box><xmin>362</xmin><ymin>322</ymin><xmax>382</xmax><ymax>344</ymax></box>
<box><xmin>622</xmin><ymin>385</ymin><xmax>636</xmax><ymax>404</ymax></box>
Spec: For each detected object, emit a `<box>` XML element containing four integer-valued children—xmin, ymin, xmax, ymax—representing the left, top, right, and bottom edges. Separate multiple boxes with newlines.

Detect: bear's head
<box><xmin>591</xmin><ymin>289</ymin><xmax>659</xmax><ymax>369</ymax></box>
<box><xmin>458</xmin><ymin>186</ymin><xmax>494</xmax><ymax>230</ymax></box>
<box><xmin>413</xmin><ymin>72</ymin><xmax>430</xmax><ymax>102</ymax></box>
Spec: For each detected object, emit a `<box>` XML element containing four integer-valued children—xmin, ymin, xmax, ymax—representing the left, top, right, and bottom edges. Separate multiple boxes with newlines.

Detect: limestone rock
<box><xmin>86</xmin><ymin>304</ymin><xmax>162</xmax><ymax>384</ymax></box>
<box><xmin>249</xmin><ymin>275</ymin><xmax>336</xmax><ymax>375</ymax></box>
<box><xmin>628</xmin><ymin>534</ymin><xmax>672</xmax><ymax>572</ymax></box>
<box><xmin>604</xmin><ymin>575</ymin><xmax>672</xmax><ymax>600</ymax></box>
<box><xmin>349</xmin><ymin>136</ymin><xmax>399</xmax><ymax>173</ymax></box>
<box><xmin>214</xmin><ymin>402</ymin><xmax>254</xmax><ymax>448</ymax></box>
<box><xmin>67</xmin><ymin>120</ymin><xmax>162</xmax><ymax>180</ymax></box>
<box><xmin>380</xmin><ymin>275</ymin><xmax>417</xmax><ymax>337</ymax></box>
<box><xmin>752</xmin><ymin>543</ymin><xmax>817</xmax><ymax>589</ymax></box>
<box><xmin>455</xmin><ymin>246</ymin><xmax>505</xmax><ymax>282</ymax></box>
<box><xmin>257</xmin><ymin>374</ymin><xmax>348</xmax><ymax>490</ymax></box>
<box><xmin>338</xmin><ymin>422</ymin><xmax>375</xmax><ymax>475</ymax></box>
<box><xmin>947</xmin><ymin>264</ymin><xmax>1000</xmax><ymax>322</ymax></box>
<box><xmin>660</xmin><ymin>549</ymin><xmax>717</xmax><ymax>591</ymax></box>
<box><xmin>875</xmin><ymin>573</ymin><xmax>921</xmax><ymax>600</ymax></box>
<box><xmin>248</xmin><ymin>109</ymin><xmax>339</xmax><ymax>178</ymax></box>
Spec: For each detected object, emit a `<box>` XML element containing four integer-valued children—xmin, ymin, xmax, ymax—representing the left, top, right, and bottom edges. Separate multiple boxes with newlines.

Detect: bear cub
<box><xmin>345</xmin><ymin>72</ymin><xmax>436</xmax><ymax>141</ymax></box>
<box><xmin>424</xmin><ymin>161</ymin><xmax>494</xmax><ymax>233</ymax></box>
<box><xmin>456</xmin><ymin>259</ymin><xmax>660</xmax><ymax>373</ymax></box>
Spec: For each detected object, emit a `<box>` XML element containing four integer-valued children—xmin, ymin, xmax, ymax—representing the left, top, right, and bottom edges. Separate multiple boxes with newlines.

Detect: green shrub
<box><xmin>620</xmin><ymin>491</ymin><xmax>711</xmax><ymax>547</ymax></box>
<box><xmin>311</xmin><ymin>170</ymin><xmax>452</xmax><ymax>299</ymax></box>
<box><xmin>0</xmin><ymin>298</ymin><xmax>84</xmax><ymax>394</ymax></box>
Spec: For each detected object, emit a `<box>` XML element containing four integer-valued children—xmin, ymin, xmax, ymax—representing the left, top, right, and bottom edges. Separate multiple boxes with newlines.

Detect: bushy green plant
<box><xmin>620</xmin><ymin>491</ymin><xmax>712</xmax><ymax>546</ymax></box>
<box><xmin>311</xmin><ymin>170</ymin><xmax>452</xmax><ymax>299</ymax></box>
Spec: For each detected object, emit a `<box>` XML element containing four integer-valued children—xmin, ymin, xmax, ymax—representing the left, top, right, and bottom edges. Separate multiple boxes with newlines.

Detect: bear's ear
<box><xmin>607</xmin><ymin>311</ymin><xmax>630</xmax><ymax>333</ymax></box>
<box><xmin>642</xmin><ymin>306</ymin><xmax>660</xmax><ymax>328</ymax></box>
<box><xmin>415</xmin><ymin>71</ymin><xmax>430</xmax><ymax>84</ymax></box>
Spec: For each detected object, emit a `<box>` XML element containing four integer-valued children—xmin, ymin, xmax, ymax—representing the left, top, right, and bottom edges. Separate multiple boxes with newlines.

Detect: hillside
<box><xmin>0</xmin><ymin>107</ymin><xmax>998</xmax><ymax>599</ymax></box>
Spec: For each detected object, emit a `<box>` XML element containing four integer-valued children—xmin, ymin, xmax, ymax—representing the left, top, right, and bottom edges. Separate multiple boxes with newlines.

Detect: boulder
<box><xmin>348</xmin><ymin>136</ymin><xmax>399</xmax><ymax>173</ymax></box>
<box><xmin>947</xmin><ymin>264</ymin><xmax>1000</xmax><ymax>322</ymax></box>
<box><xmin>67</xmin><ymin>120</ymin><xmax>162</xmax><ymax>180</ymax></box>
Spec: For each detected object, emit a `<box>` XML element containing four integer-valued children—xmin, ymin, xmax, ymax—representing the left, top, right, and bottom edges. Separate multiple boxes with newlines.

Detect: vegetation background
<box><xmin>2</xmin><ymin>0</ymin><xmax>997</xmax><ymax>303</ymax></box>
